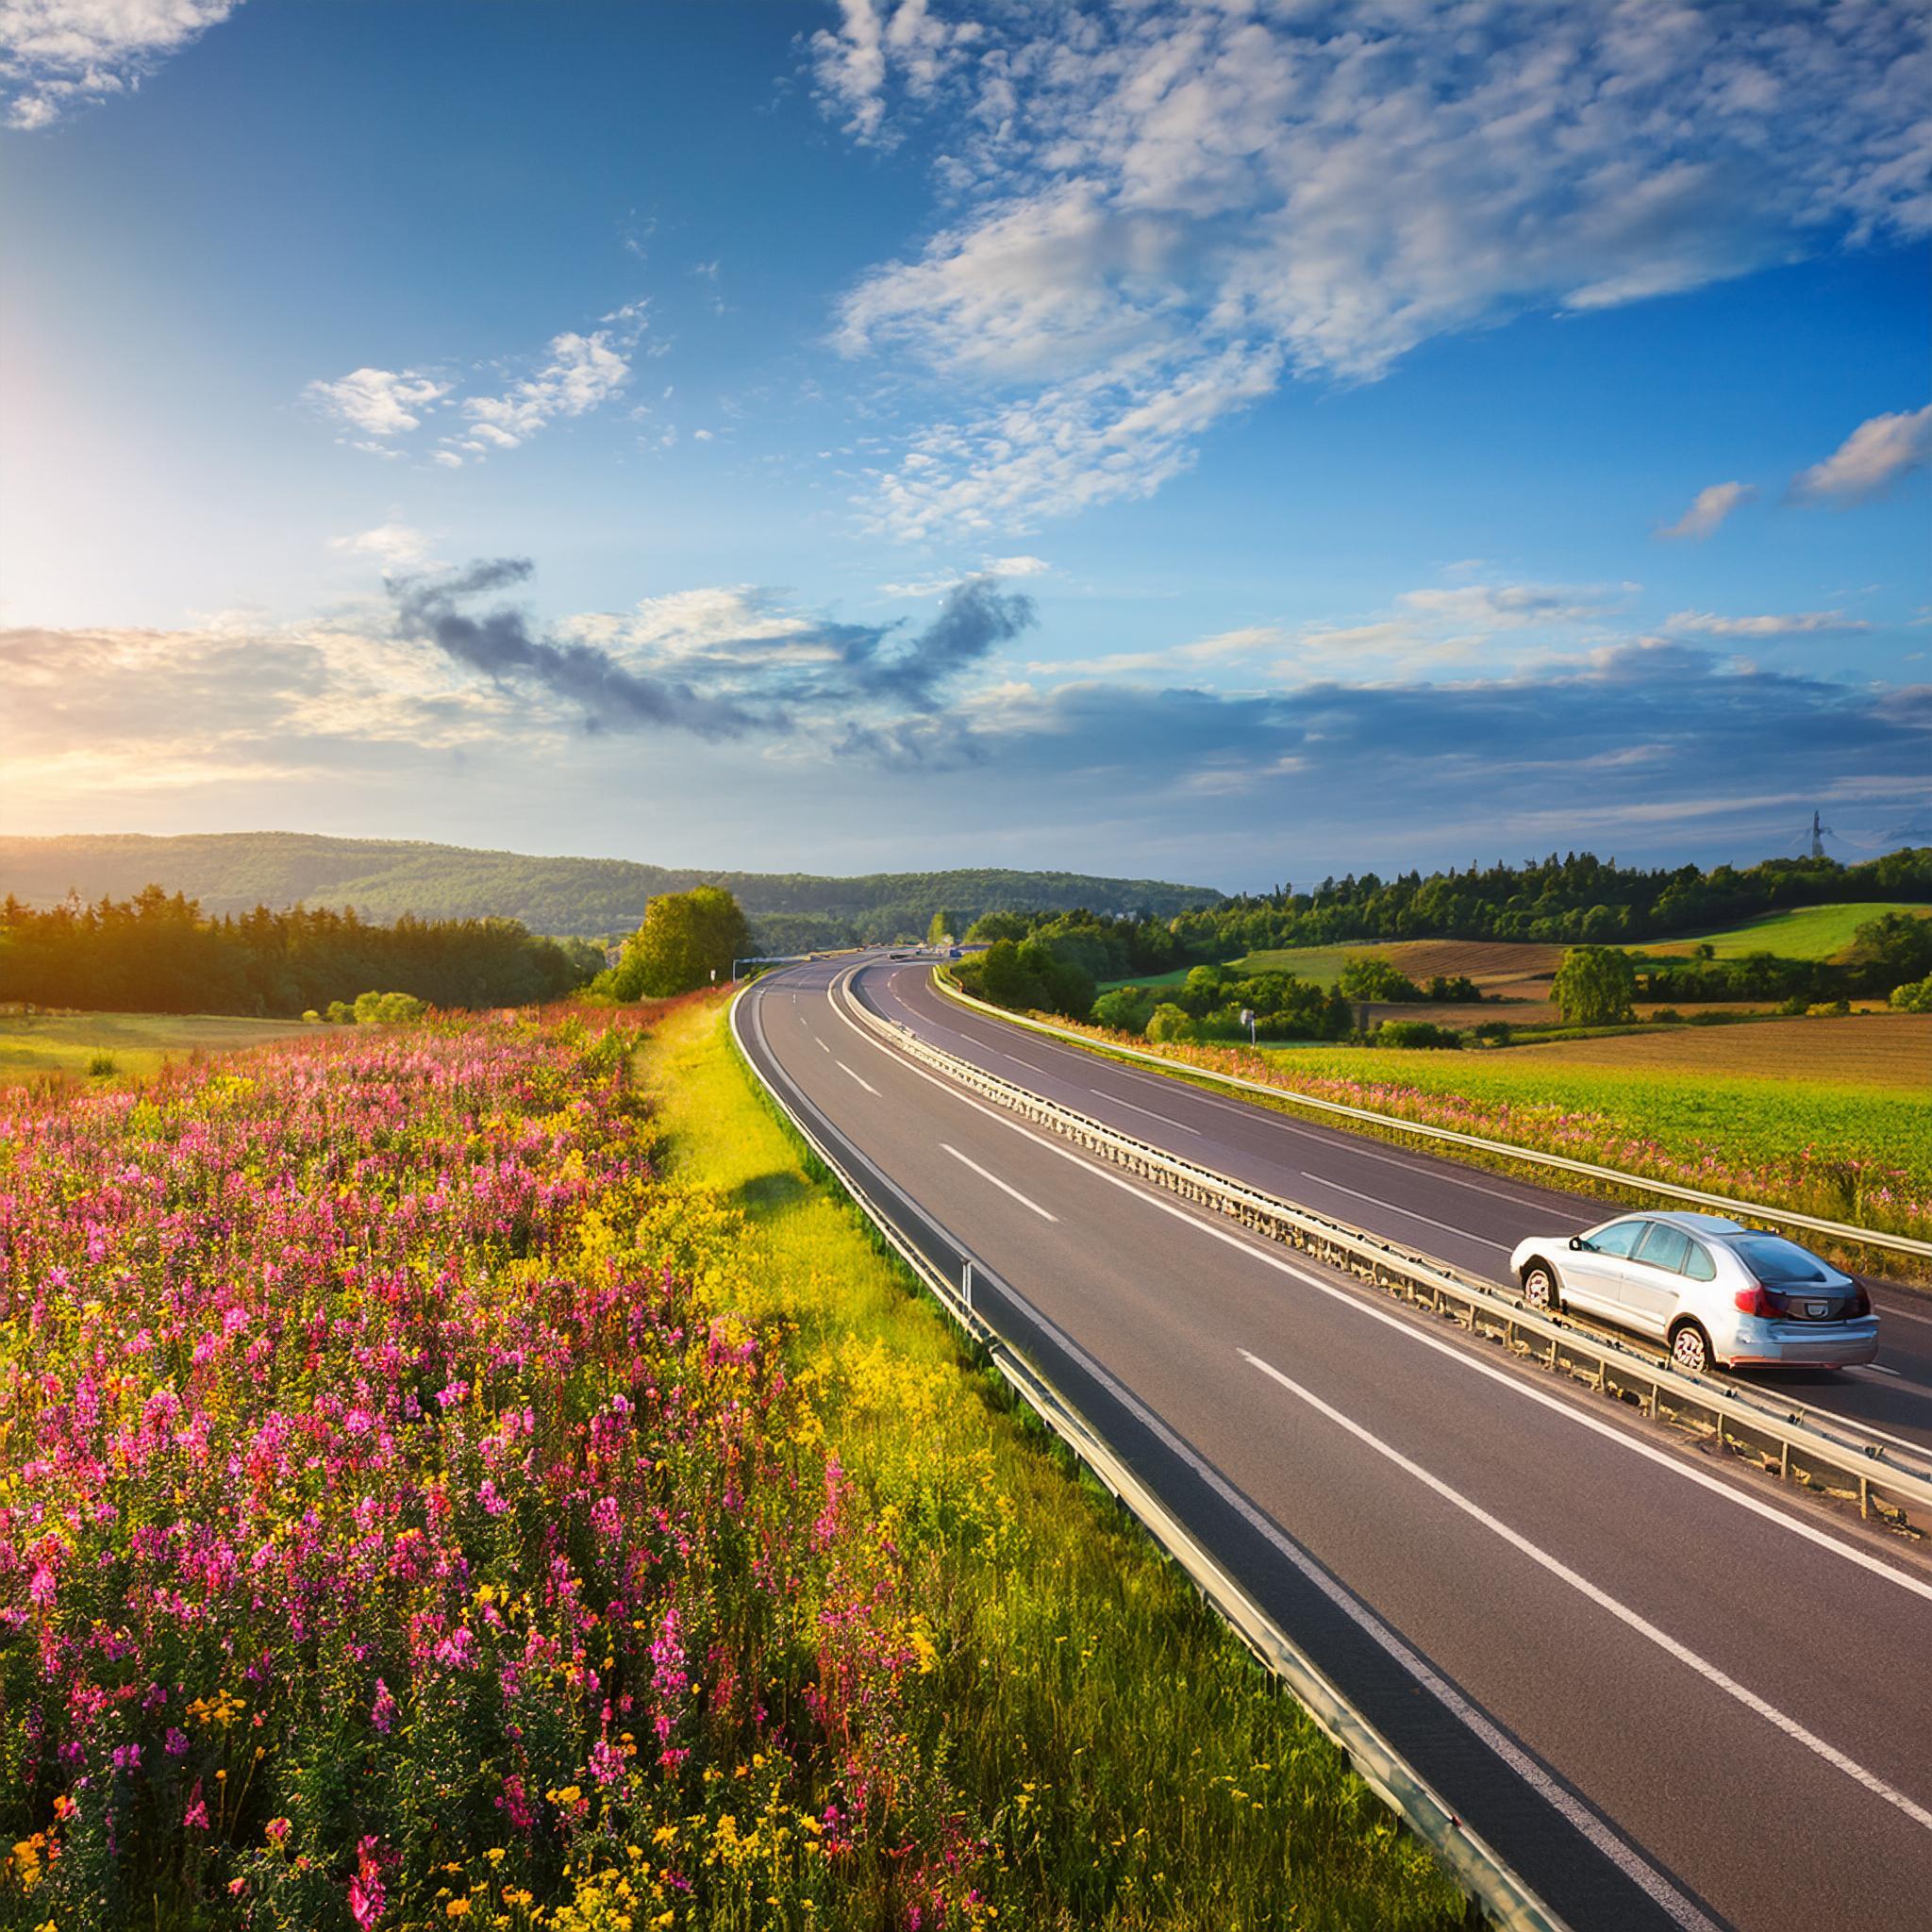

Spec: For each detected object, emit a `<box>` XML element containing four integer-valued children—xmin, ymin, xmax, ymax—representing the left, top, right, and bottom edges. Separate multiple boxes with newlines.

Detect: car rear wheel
<box><xmin>1670</xmin><ymin>1321</ymin><xmax>1712</xmax><ymax>1375</ymax></box>
<box><xmin>1521</xmin><ymin>1261</ymin><xmax>1560</xmax><ymax>1314</ymax></box>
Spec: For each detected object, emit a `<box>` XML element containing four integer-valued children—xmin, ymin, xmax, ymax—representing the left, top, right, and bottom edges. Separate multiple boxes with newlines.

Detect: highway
<box><xmin>869</xmin><ymin>963</ymin><xmax>1932</xmax><ymax>1457</ymax></box>
<box><xmin>738</xmin><ymin>958</ymin><xmax>1932</xmax><ymax>1932</ymax></box>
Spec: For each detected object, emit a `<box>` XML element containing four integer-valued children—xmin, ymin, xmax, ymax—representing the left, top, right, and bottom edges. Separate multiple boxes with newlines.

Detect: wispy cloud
<box><xmin>330</xmin><ymin>522</ymin><xmax>430</xmax><ymax>568</ymax></box>
<box><xmin>813</xmin><ymin>1</ymin><xmax>1931</xmax><ymax>535</ymax></box>
<box><xmin>1666</xmin><ymin>609</ymin><xmax>1871</xmax><ymax>638</ymax></box>
<box><xmin>2</xmin><ymin>0</ymin><xmax>243</xmax><ymax>129</ymax></box>
<box><xmin>305</xmin><ymin>305</ymin><xmax>648</xmax><ymax>465</ymax></box>
<box><xmin>1790</xmin><ymin>405</ymin><xmax>1932</xmax><ymax>506</ymax></box>
<box><xmin>1657</xmin><ymin>480</ymin><xmax>1756</xmax><ymax>541</ymax></box>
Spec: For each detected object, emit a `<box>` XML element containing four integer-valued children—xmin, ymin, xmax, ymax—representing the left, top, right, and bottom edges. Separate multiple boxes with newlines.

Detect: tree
<box><xmin>1551</xmin><ymin>945</ymin><xmax>1637</xmax><ymax>1025</ymax></box>
<box><xmin>1145</xmin><ymin>1003</ymin><xmax>1197</xmax><ymax>1043</ymax></box>
<box><xmin>612</xmin><ymin>887</ymin><xmax>753</xmax><ymax>999</ymax></box>
<box><xmin>1091</xmin><ymin>986</ymin><xmax>1157</xmax><ymax>1034</ymax></box>
<box><xmin>1844</xmin><ymin>911</ymin><xmax>1932</xmax><ymax>996</ymax></box>
<box><xmin>1339</xmin><ymin>956</ymin><xmax>1424</xmax><ymax>1002</ymax></box>
<box><xmin>926</xmin><ymin>908</ymin><xmax>957</xmax><ymax>945</ymax></box>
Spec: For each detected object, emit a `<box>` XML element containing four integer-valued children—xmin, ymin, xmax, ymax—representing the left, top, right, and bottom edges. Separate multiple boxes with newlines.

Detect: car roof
<box><xmin>1597</xmin><ymin>1209</ymin><xmax>1746</xmax><ymax>1234</ymax></box>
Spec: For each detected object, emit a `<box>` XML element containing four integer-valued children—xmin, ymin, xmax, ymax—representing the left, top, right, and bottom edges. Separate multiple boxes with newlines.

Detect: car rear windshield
<box><xmin>1732</xmin><ymin>1236</ymin><xmax>1834</xmax><ymax>1284</ymax></box>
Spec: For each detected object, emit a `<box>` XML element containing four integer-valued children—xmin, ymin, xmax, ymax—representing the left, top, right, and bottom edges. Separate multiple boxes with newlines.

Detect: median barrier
<box><xmin>933</xmin><ymin>973</ymin><xmax>1932</xmax><ymax>1266</ymax></box>
<box><xmin>730</xmin><ymin>981</ymin><xmax>1572</xmax><ymax>1932</ymax></box>
<box><xmin>842</xmin><ymin>973</ymin><xmax>1932</xmax><ymax>1533</ymax></box>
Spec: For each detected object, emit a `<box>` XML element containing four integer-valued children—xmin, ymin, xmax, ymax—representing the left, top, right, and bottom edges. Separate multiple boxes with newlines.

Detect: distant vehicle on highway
<box><xmin>1509</xmin><ymin>1211</ymin><xmax>1877</xmax><ymax>1374</ymax></box>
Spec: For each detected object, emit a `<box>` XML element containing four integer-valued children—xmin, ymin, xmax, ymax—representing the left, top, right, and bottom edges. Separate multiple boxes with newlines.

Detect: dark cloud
<box><xmin>841</xmin><ymin>575</ymin><xmax>1036</xmax><ymax>708</ymax></box>
<box><xmin>391</xmin><ymin>558</ymin><xmax>767</xmax><ymax>740</ymax></box>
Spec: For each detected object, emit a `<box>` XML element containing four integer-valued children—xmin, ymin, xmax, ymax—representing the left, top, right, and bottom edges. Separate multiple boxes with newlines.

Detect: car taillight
<box><xmin>1734</xmin><ymin>1284</ymin><xmax>1774</xmax><ymax>1318</ymax></box>
<box><xmin>1853</xmin><ymin>1283</ymin><xmax>1872</xmax><ymax>1318</ymax></box>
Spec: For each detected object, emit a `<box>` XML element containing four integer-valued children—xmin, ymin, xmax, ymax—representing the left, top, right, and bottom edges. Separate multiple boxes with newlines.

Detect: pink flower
<box><xmin>349</xmin><ymin>1835</ymin><xmax>387</xmax><ymax>1929</ymax></box>
<box><xmin>370</xmin><ymin>1678</ymin><xmax>397</xmax><ymax>1734</ymax></box>
<box><xmin>183</xmin><ymin>1782</ymin><xmax>208</xmax><ymax>1830</ymax></box>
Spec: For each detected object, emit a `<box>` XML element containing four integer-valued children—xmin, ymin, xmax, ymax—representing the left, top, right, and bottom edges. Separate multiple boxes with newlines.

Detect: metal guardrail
<box><xmin>933</xmin><ymin>974</ymin><xmax>1932</xmax><ymax>1263</ymax></box>
<box><xmin>846</xmin><ymin>978</ymin><xmax>1932</xmax><ymax>1532</ymax></box>
<box><xmin>728</xmin><ymin>983</ymin><xmax>1571</xmax><ymax>1932</ymax></box>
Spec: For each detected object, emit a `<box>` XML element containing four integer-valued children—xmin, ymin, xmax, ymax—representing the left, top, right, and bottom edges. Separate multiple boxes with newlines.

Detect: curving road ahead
<box><xmin>737</xmin><ymin>957</ymin><xmax>1932</xmax><ymax>1932</ymax></box>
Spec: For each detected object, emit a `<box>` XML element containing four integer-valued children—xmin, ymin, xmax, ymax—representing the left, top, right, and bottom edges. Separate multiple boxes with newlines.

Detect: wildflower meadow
<box><xmin>0</xmin><ymin>1002</ymin><xmax>1468</xmax><ymax>1931</ymax></box>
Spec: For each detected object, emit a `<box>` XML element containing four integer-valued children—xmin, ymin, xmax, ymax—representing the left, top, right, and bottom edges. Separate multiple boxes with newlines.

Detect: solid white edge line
<box><xmin>939</xmin><ymin>1141</ymin><xmax>1059</xmax><ymax>1223</ymax></box>
<box><xmin>1243</xmin><ymin>1347</ymin><xmax>1932</xmax><ymax>1836</ymax></box>
<box><xmin>760</xmin><ymin>973</ymin><xmax>1713</xmax><ymax>1931</ymax></box>
<box><xmin>828</xmin><ymin>966</ymin><xmax>1932</xmax><ymax>1608</ymax></box>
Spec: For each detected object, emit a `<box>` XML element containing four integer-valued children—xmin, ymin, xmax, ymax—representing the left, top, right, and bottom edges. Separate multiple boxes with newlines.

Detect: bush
<box><xmin>1374</xmin><ymin>1020</ymin><xmax>1464</xmax><ymax>1050</ymax></box>
<box><xmin>1650</xmin><ymin>1008</ymin><xmax>1684</xmax><ymax>1024</ymax></box>
<box><xmin>1145</xmin><ymin>1002</ymin><xmax>1198</xmax><ymax>1043</ymax></box>
<box><xmin>300</xmin><ymin>1008</ymin><xmax>322</xmax><ymax>1024</ymax></box>
<box><xmin>1890</xmin><ymin>974</ymin><xmax>1932</xmax><ymax>1012</ymax></box>
<box><xmin>1471</xmin><ymin>1020</ymin><xmax>1514</xmax><ymax>1044</ymax></box>
<box><xmin>1807</xmin><ymin>999</ymin><xmax>1851</xmax><ymax>1017</ymax></box>
<box><xmin>324</xmin><ymin>1000</ymin><xmax>354</xmax><ymax>1024</ymax></box>
<box><xmin>1091</xmin><ymin>986</ymin><xmax>1158</xmax><ymax>1034</ymax></box>
<box><xmin>86</xmin><ymin>1052</ymin><xmax>115</xmax><ymax>1077</ymax></box>
<box><xmin>1778</xmin><ymin>994</ymin><xmax>1809</xmax><ymax>1016</ymax></box>
<box><xmin>1339</xmin><ymin>956</ymin><xmax>1424</xmax><ymax>1002</ymax></box>
<box><xmin>352</xmin><ymin>990</ymin><xmax>430</xmax><ymax>1024</ymax></box>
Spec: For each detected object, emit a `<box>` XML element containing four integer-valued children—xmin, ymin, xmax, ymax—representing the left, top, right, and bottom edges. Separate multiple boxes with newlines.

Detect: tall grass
<box><xmin>643</xmin><ymin>997</ymin><xmax>1473</xmax><ymax>1931</ymax></box>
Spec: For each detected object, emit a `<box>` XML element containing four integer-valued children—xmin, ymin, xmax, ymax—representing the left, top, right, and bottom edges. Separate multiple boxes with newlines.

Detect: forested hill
<box><xmin>0</xmin><ymin>833</ymin><xmax>1224</xmax><ymax>944</ymax></box>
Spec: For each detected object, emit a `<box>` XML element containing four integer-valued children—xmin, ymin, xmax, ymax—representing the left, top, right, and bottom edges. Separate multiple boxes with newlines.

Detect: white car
<box><xmin>1508</xmin><ymin>1210</ymin><xmax>1878</xmax><ymax>1374</ymax></box>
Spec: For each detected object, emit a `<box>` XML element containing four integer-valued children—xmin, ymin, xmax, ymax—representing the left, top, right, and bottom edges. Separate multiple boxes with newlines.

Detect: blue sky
<box><xmin>3</xmin><ymin>1</ymin><xmax>1928</xmax><ymax>891</ymax></box>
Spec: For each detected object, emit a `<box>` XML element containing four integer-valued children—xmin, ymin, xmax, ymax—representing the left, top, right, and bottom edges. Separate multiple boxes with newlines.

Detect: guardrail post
<box><xmin>963</xmin><ymin>1259</ymin><xmax>974</xmax><ymax>1315</ymax></box>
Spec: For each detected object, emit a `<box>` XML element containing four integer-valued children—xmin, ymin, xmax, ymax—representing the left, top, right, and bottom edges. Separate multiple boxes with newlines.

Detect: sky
<box><xmin>2</xmin><ymin>0</ymin><xmax>1928</xmax><ymax>893</ymax></box>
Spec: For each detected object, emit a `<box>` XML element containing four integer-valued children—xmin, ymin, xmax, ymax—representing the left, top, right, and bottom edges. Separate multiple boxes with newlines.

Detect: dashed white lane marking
<box><xmin>835</xmin><ymin>1060</ymin><xmax>878</xmax><ymax>1094</ymax></box>
<box><xmin>1301</xmin><ymin>1172</ymin><xmax>1511</xmax><ymax>1250</ymax></box>
<box><xmin>1851</xmin><ymin>1363</ymin><xmax>1903</xmax><ymax>1378</ymax></box>
<box><xmin>1094</xmin><ymin>1090</ymin><xmax>1203</xmax><ymax>1135</ymax></box>
<box><xmin>939</xmin><ymin>1141</ymin><xmax>1058</xmax><ymax>1223</ymax></box>
<box><xmin>1244</xmin><ymin>1346</ymin><xmax>1932</xmax><ymax>1838</ymax></box>
<box><xmin>816</xmin><ymin>1037</ymin><xmax>829</xmax><ymax>1053</ymax></box>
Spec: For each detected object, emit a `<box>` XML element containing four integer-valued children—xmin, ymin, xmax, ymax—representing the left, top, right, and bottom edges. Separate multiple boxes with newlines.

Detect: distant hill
<box><xmin>0</xmin><ymin>833</ymin><xmax>1224</xmax><ymax>945</ymax></box>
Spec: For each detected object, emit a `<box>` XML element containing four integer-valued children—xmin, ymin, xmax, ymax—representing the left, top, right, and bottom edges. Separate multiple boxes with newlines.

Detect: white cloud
<box><xmin>304</xmin><ymin>368</ymin><xmax>450</xmax><ymax>440</ymax></box>
<box><xmin>984</xmin><ymin>554</ymin><xmax>1049</xmax><ymax>577</ymax></box>
<box><xmin>1</xmin><ymin>0</ymin><xmax>242</xmax><ymax>129</ymax></box>
<box><xmin>1657</xmin><ymin>481</ymin><xmax>1756</xmax><ymax>541</ymax></box>
<box><xmin>815</xmin><ymin>2</ymin><xmax>1932</xmax><ymax>535</ymax></box>
<box><xmin>454</xmin><ymin>330</ymin><xmax>632</xmax><ymax>454</ymax></box>
<box><xmin>1666</xmin><ymin>609</ymin><xmax>1871</xmax><ymax>638</ymax></box>
<box><xmin>1790</xmin><ymin>406</ymin><xmax>1932</xmax><ymax>506</ymax></box>
<box><xmin>330</xmin><ymin>522</ymin><xmax>429</xmax><ymax>568</ymax></box>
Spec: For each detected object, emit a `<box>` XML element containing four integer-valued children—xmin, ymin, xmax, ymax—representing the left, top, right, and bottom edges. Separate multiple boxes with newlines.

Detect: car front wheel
<box><xmin>1522</xmin><ymin>1262</ymin><xmax>1559</xmax><ymax>1314</ymax></box>
<box><xmin>1670</xmin><ymin>1322</ymin><xmax>1712</xmax><ymax>1375</ymax></box>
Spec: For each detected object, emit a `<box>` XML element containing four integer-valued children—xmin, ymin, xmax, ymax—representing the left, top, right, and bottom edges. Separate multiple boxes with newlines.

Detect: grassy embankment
<box><xmin>0</xmin><ymin>1008</ymin><xmax>311</xmax><ymax>1082</ymax></box>
<box><xmin>641</xmin><ymin>995</ymin><xmax>1471</xmax><ymax>1930</ymax></box>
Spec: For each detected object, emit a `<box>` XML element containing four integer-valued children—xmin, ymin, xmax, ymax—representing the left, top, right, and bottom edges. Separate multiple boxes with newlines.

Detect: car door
<box><xmin>1561</xmin><ymin>1218</ymin><xmax>1647</xmax><ymax>1318</ymax></box>
<box><xmin>1623</xmin><ymin>1222</ymin><xmax>1692</xmax><ymax>1338</ymax></box>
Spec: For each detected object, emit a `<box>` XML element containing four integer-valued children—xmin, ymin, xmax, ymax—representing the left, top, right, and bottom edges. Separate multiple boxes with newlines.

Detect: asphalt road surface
<box><xmin>738</xmin><ymin>958</ymin><xmax>1932</xmax><ymax>1932</ymax></box>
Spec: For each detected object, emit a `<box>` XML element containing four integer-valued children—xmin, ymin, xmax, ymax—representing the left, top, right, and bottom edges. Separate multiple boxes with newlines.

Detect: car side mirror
<box><xmin>1568</xmin><ymin>1236</ymin><xmax>1589</xmax><ymax>1251</ymax></box>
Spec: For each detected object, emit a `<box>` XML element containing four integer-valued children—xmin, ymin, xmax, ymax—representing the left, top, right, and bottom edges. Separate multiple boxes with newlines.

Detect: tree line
<box><xmin>0</xmin><ymin>889</ymin><xmax>598</xmax><ymax>1017</ymax></box>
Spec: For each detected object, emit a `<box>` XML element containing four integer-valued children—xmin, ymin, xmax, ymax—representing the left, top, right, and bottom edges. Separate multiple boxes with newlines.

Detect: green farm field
<box><xmin>1248</xmin><ymin>1021</ymin><xmax>1932</xmax><ymax>1238</ymax></box>
<box><xmin>0</xmin><ymin>1009</ymin><xmax>311</xmax><ymax>1083</ymax></box>
<box><xmin>1645</xmin><ymin>900</ymin><xmax>1932</xmax><ymax>960</ymax></box>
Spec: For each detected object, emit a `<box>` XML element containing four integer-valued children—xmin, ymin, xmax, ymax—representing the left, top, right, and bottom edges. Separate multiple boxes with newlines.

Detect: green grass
<box><xmin>0</xmin><ymin>1009</ymin><xmax>313</xmax><ymax>1083</ymax></box>
<box><xmin>1229</xmin><ymin>945</ymin><xmax>1360</xmax><ymax>986</ymax></box>
<box><xmin>640</xmin><ymin>996</ymin><xmax>1471</xmax><ymax>1931</ymax></box>
<box><xmin>1250</xmin><ymin>1041</ymin><xmax>1931</xmax><ymax>1241</ymax></box>
<box><xmin>1098</xmin><ymin>947</ymin><xmax>1358</xmax><ymax>992</ymax></box>
<box><xmin>1657</xmin><ymin>901</ymin><xmax>1931</xmax><ymax>960</ymax></box>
